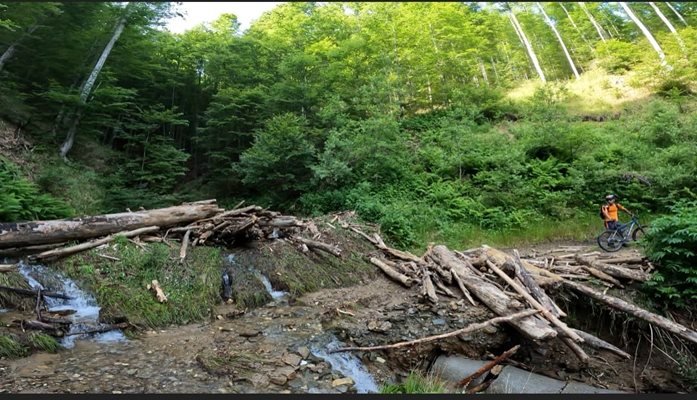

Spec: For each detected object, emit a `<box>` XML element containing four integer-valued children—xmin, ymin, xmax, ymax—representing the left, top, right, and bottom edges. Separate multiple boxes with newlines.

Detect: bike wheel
<box><xmin>632</xmin><ymin>226</ymin><xmax>646</xmax><ymax>241</ymax></box>
<box><xmin>597</xmin><ymin>230</ymin><xmax>623</xmax><ymax>252</ymax></box>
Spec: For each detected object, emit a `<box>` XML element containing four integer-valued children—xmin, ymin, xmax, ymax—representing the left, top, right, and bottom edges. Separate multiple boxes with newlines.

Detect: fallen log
<box><xmin>329</xmin><ymin>309</ymin><xmax>539</xmax><ymax>353</ymax></box>
<box><xmin>599</xmin><ymin>256</ymin><xmax>645</xmax><ymax>265</ymax></box>
<box><xmin>373</xmin><ymin>234</ymin><xmax>423</xmax><ymax>264</ymax></box>
<box><xmin>451</xmin><ymin>270</ymin><xmax>477</xmax><ymax>306</ymax></box>
<box><xmin>0</xmin><ymin>264</ymin><xmax>17</xmax><ymax>272</ymax></box>
<box><xmin>0</xmin><ymin>285</ymin><xmax>72</xmax><ymax>300</ymax></box>
<box><xmin>369</xmin><ymin>257</ymin><xmax>413</xmax><ymax>288</ymax></box>
<box><xmin>0</xmin><ymin>200</ymin><xmax>222</xmax><ymax>249</ymax></box>
<box><xmin>32</xmin><ymin>226</ymin><xmax>160</xmax><ymax>261</ymax></box>
<box><xmin>574</xmin><ymin>256</ymin><xmax>649</xmax><ymax>282</ymax></box>
<box><xmin>569</xmin><ymin>328</ymin><xmax>631</xmax><ymax>359</ymax></box>
<box><xmin>564</xmin><ymin>281</ymin><xmax>697</xmax><ymax>345</ymax></box>
<box><xmin>431</xmin><ymin>246</ymin><xmax>557</xmax><ymax>341</ymax></box>
<box><xmin>432</xmin><ymin>275</ymin><xmax>457</xmax><ymax>298</ymax></box>
<box><xmin>147</xmin><ymin>280</ymin><xmax>168</xmax><ymax>303</ymax></box>
<box><xmin>580</xmin><ymin>266</ymin><xmax>624</xmax><ymax>288</ymax></box>
<box><xmin>294</xmin><ymin>237</ymin><xmax>341</xmax><ymax>257</ymax></box>
<box><xmin>486</xmin><ymin>260</ymin><xmax>583</xmax><ymax>343</ymax></box>
<box><xmin>512</xmin><ymin>250</ymin><xmax>566</xmax><ymax>318</ymax></box>
<box><xmin>560</xmin><ymin>336</ymin><xmax>590</xmax><ymax>364</ymax></box>
<box><xmin>457</xmin><ymin>344</ymin><xmax>521</xmax><ymax>387</ymax></box>
<box><xmin>179</xmin><ymin>229</ymin><xmax>191</xmax><ymax>263</ymax></box>
<box><xmin>482</xmin><ymin>245</ymin><xmax>562</xmax><ymax>286</ymax></box>
<box><xmin>65</xmin><ymin>322</ymin><xmax>130</xmax><ymax>336</ymax></box>
<box><xmin>421</xmin><ymin>269</ymin><xmax>439</xmax><ymax>303</ymax></box>
<box><xmin>0</xmin><ymin>242</ymin><xmax>67</xmax><ymax>257</ymax></box>
<box><xmin>15</xmin><ymin>319</ymin><xmax>65</xmax><ymax>336</ymax></box>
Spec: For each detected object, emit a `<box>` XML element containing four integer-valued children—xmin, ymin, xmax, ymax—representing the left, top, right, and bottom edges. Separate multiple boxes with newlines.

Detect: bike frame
<box><xmin>608</xmin><ymin>217</ymin><xmax>640</xmax><ymax>242</ymax></box>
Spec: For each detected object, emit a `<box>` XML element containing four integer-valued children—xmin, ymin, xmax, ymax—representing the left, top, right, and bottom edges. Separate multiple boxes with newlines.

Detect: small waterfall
<box><xmin>310</xmin><ymin>335</ymin><xmax>380</xmax><ymax>393</ymax></box>
<box><xmin>18</xmin><ymin>262</ymin><xmax>126</xmax><ymax>348</ymax></box>
<box><xmin>224</xmin><ymin>253</ymin><xmax>288</xmax><ymax>301</ymax></box>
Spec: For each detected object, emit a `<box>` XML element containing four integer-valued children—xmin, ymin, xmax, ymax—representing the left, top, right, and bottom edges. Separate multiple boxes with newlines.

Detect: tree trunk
<box><xmin>509</xmin><ymin>11</ymin><xmax>546</xmax><ymax>82</ymax></box>
<box><xmin>430</xmin><ymin>246</ymin><xmax>557</xmax><ymax>341</ymax></box>
<box><xmin>649</xmin><ymin>2</ymin><xmax>686</xmax><ymax>52</ymax></box>
<box><xmin>665</xmin><ymin>2</ymin><xmax>688</xmax><ymax>26</ymax></box>
<box><xmin>0</xmin><ymin>24</ymin><xmax>38</xmax><ymax>73</ymax></box>
<box><xmin>619</xmin><ymin>2</ymin><xmax>669</xmax><ymax>68</ymax></box>
<box><xmin>537</xmin><ymin>3</ymin><xmax>580</xmax><ymax>80</ymax></box>
<box><xmin>59</xmin><ymin>3</ymin><xmax>131</xmax><ymax>159</ymax></box>
<box><xmin>33</xmin><ymin>226</ymin><xmax>160</xmax><ymax>261</ymax></box>
<box><xmin>559</xmin><ymin>2</ymin><xmax>594</xmax><ymax>52</ymax></box>
<box><xmin>0</xmin><ymin>200</ymin><xmax>222</xmax><ymax>249</ymax></box>
<box><xmin>578</xmin><ymin>2</ymin><xmax>607</xmax><ymax>42</ymax></box>
<box><xmin>478</xmin><ymin>58</ymin><xmax>489</xmax><ymax>85</ymax></box>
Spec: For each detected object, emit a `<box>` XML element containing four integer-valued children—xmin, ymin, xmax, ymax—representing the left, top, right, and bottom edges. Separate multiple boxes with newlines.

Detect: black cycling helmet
<box><xmin>605</xmin><ymin>194</ymin><xmax>617</xmax><ymax>201</ymax></box>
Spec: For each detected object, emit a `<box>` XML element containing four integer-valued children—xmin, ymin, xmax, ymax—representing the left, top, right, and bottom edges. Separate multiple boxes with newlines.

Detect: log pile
<box><xmin>334</xmin><ymin>218</ymin><xmax>697</xmax><ymax>367</ymax></box>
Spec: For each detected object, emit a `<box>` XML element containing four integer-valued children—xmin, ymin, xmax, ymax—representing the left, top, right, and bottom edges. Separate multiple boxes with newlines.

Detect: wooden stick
<box><xmin>179</xmin><ymin>229</ymin><xmax>191</xmax><ymax>263</ymax></box>
<box><xmin>96</xmin><ymin>254</ymin><xmax>120</xmax><ymax>261</ymax></box>
<box><xmin>574</xmin><ymin>256</ymin><xmax>649</xmax><ymax>282</ymax></box>
<box><xmin>373</xmin><ymin>233</ymin><xmax>423</xmax><ymax>264</ymax></box>
<box><xmin>0</xmin><ymin>264</ymin><xmax>18</xmax><ymax>272</ymax></box>
<box><xmin>513</xmin><ymin>250</ymin><xmax>566</xmax><ymax>318</ymax></box>
<box><xmin>451</xmin><ymin>270</ymin><xmax>477</xmax><ymax>306</ymax></box>
<box><xmin>147</xmin><ymin>279</ymin><xmax>168</xmax><ymax>303</ymax></box>
<box><xmin>294</xmin><ymin>237</ymin><xmax>341</xmax><ymax>257</ymax></box>
<box><xmin>369</xmin><ymin>257</ymin><xmax>413</xmax><ymax>287</ymax></box>
<box><xmin>457</xmin><ymin>344</ymin><xmax>521</xmax><ymax>387</ymax></box>
<box><xmin>64</xmin><ymin>322</ymin><xmax>130</xmax><ymax>336</ymax></box>
<box><xmin>561</xmin><ymin>336</ymin><xmax>590</xmax><ymax>364</ymax></box>
<box><xmin>347</xmin><ymin>226</ymin><xmax>379</xmax><ymax>245</ymax></box>
<box><xmin>329</xmin><ymin>310</ymin><xmax>539</xmax><ymax>353</ymax></box>
<box><xmin>570</xmin><ymin>328</ymin><xmax>631</xmax><ymax>359</ymax></box>
<box><xmin>580</xmin><ymin>266</ymin><xmax>624</xmax><ymax>288</ymax></box>
<box><xmin>421</xmin><ymin>269</ymin><xmax>439</xmax><ymax>303</ymax></box>
<box><xmin>32</xmin><ymin>226</ymin><xmax>160</xmax><ymax>260</ymax></box>
<box><xmin>564</xmin><ymin>280</ymin><xmax>697</xmax><ymax>345</ymax></box>
<box><xmin>433</xmin><ymin>275</ymin><xmax>457</xmax><ymax>298</ymax></box>
<box><xmin>486</xmin><ymin>260</ymin><xmax>584</xmax><ymax>343</ymax></box>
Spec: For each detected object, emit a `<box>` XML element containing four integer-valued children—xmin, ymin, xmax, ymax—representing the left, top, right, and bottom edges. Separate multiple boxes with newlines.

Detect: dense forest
<box><xmin>1</xmin><ymin>1</ymin><xmax>696</xmax><ymax>255</ymax></box>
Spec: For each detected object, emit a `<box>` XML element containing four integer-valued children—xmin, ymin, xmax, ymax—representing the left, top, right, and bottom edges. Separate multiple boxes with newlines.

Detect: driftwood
<box><xmin>512</xmin><ymin>250</ymin><xmax>566</xmax><ymax>318</ymax></box>
<box><xmin>421</xmin><ymin>269</ymin><xmax>439</xmax><ymax>303</ymax></box>
<box><xmin>329</xmin><ymin>309</ymin><xmax>539</xmax><ymax>353</ymax></box>
<box><xmin>179</xmin><ymin>229</ymin><xmax>191</xmax><ymax>262</ymax></box>
<box><xmin>369</xmin><ymin>257</ymin><xmax>413</xmax><ymax>287</ymax></box>
<box><xmin>294</xmin><ymin>237</ymin><xmax>341</xmax><ymax>257</ymax></box>
<box><xmin>482</xmin><ymin>245</ymin><xmax>562</xmax><ymax>286</ymax></box>
<box><xmin>564</xmin><ymin>281</ymin><xmax>697</xmax><ymax>345</ymax></box>
<box><xmin>560</xmin><ymin>336</ymin><xmax>590</xmax><ymax>364</ymax></box>
<box><xmin>457</xmin><ymin>344</ymin><xmax>521</xmax><ymax>387</ymax></box>
<box><xmin>32</xmin><ymin>226</ymin><xmax>160</xmax><ymax>260</ymax></box>
<box><xmin>486</xmin><ymin>260</ymin><xmax>583</xmax><ymax>343</ymax></box>
<box><xmin>431</xmin><ymin>246</ymin><xmax>557</xmax><ymax>341</ymax></box>
<box><xmin>574</xmin><ymin>256</ymin><xmax>649</xmax><ymax>282</ymax></box>
<box><xmin>580</xmin><ymin>266</ymin><xmax>624</xmax><ymax>288</ymax></box>
<box><xmin>15</xmin><ymin>319</ymin><xmax>65</xmax><ymax>336</ymax></box>
<box><xmin>0</xmin><ymin>285</ymin><xmax>72</xmax><ymax>300</ymax></box>
<box><xmin>65</xmin><ymin>322</ymin><xmax>130</xmax><ymax>336</ymax></box>
<box><xmin>451</xmin><ymin>270</ymin><xmax>477</xmax><ymax>306</ymax></box>
<box><xmin>147</xmin><ymin>280</ymin><xmax>168</xmax><ymax>303</ymax></box>
<box><xmin>373</xmin><ymin>234</ymin><xmax>423</xmax><ymax>264</ymax></box>
<box><xmin>0</xmin><ymin>200</ymin><xmax>222</xmax><ymax>249</ymax></box>
<box><xmin>0</xmin><ymin>242</ymin><xmax>67</xmax><ymax>257</ymax></box>
<box><xmin>570</xmin><ymin>328</ymin><xmax>631</xmax><ymax>359</ymax></box>
<box><xmin>0</xmin><ymin>264</ymin><xmax>17</xmax><ymax>272</ymax></box>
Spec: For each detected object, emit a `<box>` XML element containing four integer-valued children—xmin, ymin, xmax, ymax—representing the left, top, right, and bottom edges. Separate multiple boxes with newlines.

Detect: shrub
<box><xmin>641</xmin><ymin>199</ymin><xmax>697</xmax><ymax>309</ymax></box>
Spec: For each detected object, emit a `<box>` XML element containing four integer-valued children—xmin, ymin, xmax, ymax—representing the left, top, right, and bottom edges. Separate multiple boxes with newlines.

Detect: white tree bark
<box><xmin>478</xmin><ymin>58</ymin><xmax>489</xmax><ymax>84</ymax></box>
<box><xmin>59</xmin><ymin>3</ymin><xmax>131</xmax><ymax>160</ymax></box>
<box><xmin>619</xmin><ymin>2</ymin><xmax>669</xmax><ymax>68</ymax></box>
<box><xmin>537</xmin><ymin>2</ymin><xmax>580</xmax><ymax>80</ymax></box>
<box><xmin>509</xmin><ymin>11</ymin><xmax>546</xmax><ymax>82</ymax></box>
<box><xmin>0</xmin><ymin>24</ymin><xmax>38</xmax><ymax>73</ymax></box>
<box><xmin>649</xmin><ymin>2</ymin><xmax>686</xmax><ymax>52</ymax></box>
<box><xmin>559</xmin><ymin>2</ymin><xmax>594</xmax><ymax>51</ymax></box>
<box><xmin>579</xmin><ymin>2</ymin><xmax>607</xmax><ymax>42</ymax></box>
<box><xmin>665</xmin><ymin>2</ymin><xmax>688</xmax><ymax>26</ymax></box>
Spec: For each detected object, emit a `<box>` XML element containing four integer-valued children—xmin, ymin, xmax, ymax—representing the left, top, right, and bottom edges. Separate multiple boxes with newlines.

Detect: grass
<box><xmin>0</xmin><ymin>335</ymin><xmax>28</xmax><ymax>358</ymax></box>
<box><xmin>58</xmin><ymin>239</ymin><xmax>223</xmax><ymax>329</ymax></box>
<box><xmin>0</xmin><ymin>271</ymin><xmax>37</xmax><ymax>311</ymax></box>
<box><xmin>381</xmin><ymin>371</ymin><xmax>448</xmax><ymax>394</ymax></box>
<box><xmin>26</xmin><ymin>332</ymin><xmax>61</xmax><ymax>353</ymax></box>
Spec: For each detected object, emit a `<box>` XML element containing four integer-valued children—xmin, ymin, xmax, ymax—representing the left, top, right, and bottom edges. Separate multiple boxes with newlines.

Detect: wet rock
<box><xmin>367</xmin><ymin>320</ymin><xmax>392</xmax><ymax>333</ymax></box>
<box><xmin>375</xmin><ymin>357</ymin><xmax>386</xmax><ymax>364</ymax></box>
<box><xmin>270</xmin><ymin>374</ymin><xmax>287</xmax><ymax>386</ymax></box>
<box><xmin>331</xmin><ymin>377</ymin><xmax>354</xmax><ymax>388</ymax></box>
<box><xmin>297</xmin><ymin>346</ymin><xmax>310</xmax><ymax>359</ymax></box>
<box><xmin>276</xmin><ymin>366</ymin><xmax>297</xmax><ymax>380</ymax></box>
<box><xmin>432</xmin><ymin>318</ymin><xmax>446</xmax><ymax>326</ymax></box>
<box><xmin>239</xmin><ymin>329</ymin><xmax>261</xmax><ymax>338</ymax></box>
<box><xmin>281</xmin><ymin>352</ymin><xmax>302</xmax><ymax>367</ymax></box>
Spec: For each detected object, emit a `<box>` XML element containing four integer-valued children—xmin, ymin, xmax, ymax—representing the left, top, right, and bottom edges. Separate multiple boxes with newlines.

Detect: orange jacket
<box><xmin>602</xmin><ymin>203</ymin><xmax>628</xmax><ymax>221</ymax></box>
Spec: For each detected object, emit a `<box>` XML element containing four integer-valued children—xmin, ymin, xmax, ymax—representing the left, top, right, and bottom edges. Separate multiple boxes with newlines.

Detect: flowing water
<box><xmin>309</xmin><ymin>335</ymin><xmax>380</xmax><ymax>394</ymax></box>
<box><xmin>225</xmin><ymin>254</ymin><xmax>289</xmax><ymax>301</ymax></box>
<box><xmin>17</xmin><ymin>262</ymin><xmax>126</xmax><ymax>348</ymax></box>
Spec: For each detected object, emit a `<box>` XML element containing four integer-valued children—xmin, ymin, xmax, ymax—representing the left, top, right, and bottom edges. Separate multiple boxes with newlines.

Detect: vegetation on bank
<box><xmin>381</xmin><ymin>372</ymin><xmax>448</xmax><ymax>394</ymax></box>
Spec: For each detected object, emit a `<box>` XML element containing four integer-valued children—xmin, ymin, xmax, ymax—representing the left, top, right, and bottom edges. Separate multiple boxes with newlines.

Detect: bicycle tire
<box><xmin>632</xmin><ymin>226</ymin><xmax>646</xmax><ymax>241</ymax></box>
<box><xmin>597</xmin><ymin>230</ymin><xmax>623</xmax><ymax>252</ymax></box>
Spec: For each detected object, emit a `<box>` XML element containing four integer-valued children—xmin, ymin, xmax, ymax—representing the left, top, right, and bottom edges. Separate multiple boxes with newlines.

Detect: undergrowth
<box><xmin>381</xmin><ymin>371</ymin><xmax>448</xmax><ymax>394</ymax></box>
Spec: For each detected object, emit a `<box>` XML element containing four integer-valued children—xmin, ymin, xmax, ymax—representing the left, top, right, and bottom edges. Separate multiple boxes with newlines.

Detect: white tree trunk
<box><xmin>0</xmin><ymin>24</ymin><xmax>38</xmax><ymax>73</ymax></box>
<box><xmin>59</xmin><ymin>4</ymin><xmax>130</xmax><ymax>160</ymax></box>
<box><xmin>579</xmin><ymin>2</ymin><xmax>607</xmax><ymax>42</ymax></box>
<box><xmin>559</xmin><ymin>2</ymin><xmax>594</xmax><ymax>51</ymax></box>
<box><xmin>619</xmin><ymin>2</ymin><xmax>669</xmax><ymax>68</ymax></box>
<box><xmin>509</xmin><ymin>11</ymin><xmax>546</xmax><ymax>82</ymax></box>
<box><xmin>478</xmin><ymin>58</ymin><xmax>489</xmax><ymax>84</ymax></box>
<box><xmin>537</xmin><ymin>2</ymin><xmax>580</xmax><ymax>80</ymax></box>
<box><xmin>490</xmin><ymin>56</ymin><xmax>500</xmax><ymax>82</ymax></box>
<box><xmin>649</xmin><ymin>2</ymin><xmax>686</xmax><ymax>52</ymax></box>
<box><xmin>665</xmin><ymin>2</ymin><xmax>688</xmax><ymax>26</ymax></box>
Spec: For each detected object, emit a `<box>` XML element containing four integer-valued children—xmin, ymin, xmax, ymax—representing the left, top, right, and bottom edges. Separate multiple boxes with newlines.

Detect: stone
<box><xmin>270</xmin><ymin>374</ymin><xmax>287</xmax><ymax>386</ymax></box>
<box><xmin>331</xmin><ymin>377</ymin><xmax>354</xmax><ymax>388</ymax></box>
<box><xmin>375</xmin><ymin>357</ymin><xmax>386</xmax><ymax>364</ymax></box>
<box><xmin>276</xmin><ymin>366</ymin><xmax>297</xmax><ymax>379</ymax></box>
<box><xmin>297</xmin><ymin>346</ymin><xmax>311</xmax><ymax>359</ymax></box>
<box><xmin>281</xmin><ymin>352</ymin><xmax>302</xmax><ymax>367</ymax></box>
<box><xmin>239</xmin><ymin>329</ymin><xmax>261</xmax><ymax>338</ymax></box>
<box><xmin>432</xmin><ymin>318</ymin><xmax>446</xmax><ymax>326</ymax></box>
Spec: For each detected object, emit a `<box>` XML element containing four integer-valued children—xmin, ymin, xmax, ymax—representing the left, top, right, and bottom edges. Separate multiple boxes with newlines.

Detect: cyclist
<box><xmin>601</xmin><ymin>194</ymin><xmax>633</xmax><ymax>232</ymax></box>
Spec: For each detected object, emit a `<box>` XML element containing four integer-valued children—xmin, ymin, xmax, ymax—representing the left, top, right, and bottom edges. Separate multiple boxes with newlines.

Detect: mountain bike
<box><xmin>597</xmin><ymin>215</ymin><xmax>647</xmax><ymax>252</ymax></box>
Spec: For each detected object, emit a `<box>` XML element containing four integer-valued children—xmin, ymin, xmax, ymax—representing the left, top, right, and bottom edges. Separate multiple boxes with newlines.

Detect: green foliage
<box><xmin>381</xmin><ymin>372</ymin><xmax>447</xmax><ymax>394</ymax></box>
<box><xmin>0</xmin><ymin>158</ymin><xmax>74</xmax><ymax>221</ymax></box>
<box><xmin>641</xmin><ymin>199</ymin><xmax>697</xmax><ymax>309</ymax></box>
<box><xmin>0</xmin><ymin>335</ymin><xmax>27</xmax><ymax>358</ymax></box>
<box><xmin>596</xmin><ymin>39</ymin><xmax>642</xmax><ymax>73</ymax></box>
<box><xmin>27</xmin><ymin>332</ymin><xmax>61</xmax><ymax>353</ymax></box>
